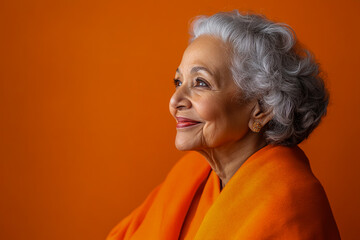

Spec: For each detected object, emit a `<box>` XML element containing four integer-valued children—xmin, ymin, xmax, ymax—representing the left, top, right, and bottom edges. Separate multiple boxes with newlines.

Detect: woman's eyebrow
<box><xmin>176</xmin><ymin>66</ymin><xmax>214</xmax><ymax>76</ymax></box>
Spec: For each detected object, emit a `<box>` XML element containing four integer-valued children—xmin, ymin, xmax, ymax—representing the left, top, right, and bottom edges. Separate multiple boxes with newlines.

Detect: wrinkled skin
<box><xmin>169</xmin><ymin>35</ymin><xmax>273</xmax><ymax>188</ymax></box>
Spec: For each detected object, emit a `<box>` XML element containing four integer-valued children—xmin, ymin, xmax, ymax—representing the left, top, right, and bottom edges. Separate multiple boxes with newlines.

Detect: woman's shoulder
<box><xmin>225</xmin><ymin>144</ymin><xmax>333</xmax><ymax>219</ymax></box>
<box><xmin>203</xmin><ymin>145</ymin><xmax>340</xmax><ymax>239</ymax></box>
<box><xmin>242</xmin><ymin>144</ymin><xmax>317</xmax><ymax>184</ymax></box>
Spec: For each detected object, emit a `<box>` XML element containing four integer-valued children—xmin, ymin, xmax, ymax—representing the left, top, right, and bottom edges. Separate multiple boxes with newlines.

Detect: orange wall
<box><xmin>1</xmin><ymin>0</ymin><xmax>359</xmax><ymax>239</ymax></box>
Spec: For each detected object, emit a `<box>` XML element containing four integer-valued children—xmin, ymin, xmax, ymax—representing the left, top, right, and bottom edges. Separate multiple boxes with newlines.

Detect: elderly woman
<box><xmin>107</xmin><ymin>10</ymin><xmax>340</xmax><ymax>239</ymax></box>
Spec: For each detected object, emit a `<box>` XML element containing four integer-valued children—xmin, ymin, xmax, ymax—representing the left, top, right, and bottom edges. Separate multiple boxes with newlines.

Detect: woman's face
<box><xmin>169</xmin><ymin>35</ymin><xmax>255</xmax><ymax>151</ymax></box>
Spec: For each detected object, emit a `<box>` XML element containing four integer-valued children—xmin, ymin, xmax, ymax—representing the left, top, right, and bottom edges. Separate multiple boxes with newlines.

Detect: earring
<box><xmin>252</xmin><ymin>121</ymin><xmax>262</xmax><ymax>133</ymax></box>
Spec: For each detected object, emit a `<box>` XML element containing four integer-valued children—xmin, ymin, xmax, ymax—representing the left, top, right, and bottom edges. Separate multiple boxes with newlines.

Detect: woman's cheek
<box><xmin>194</xmin><ymin>96</ymin><xmax>224</xmax><ymax>121</ymax></box>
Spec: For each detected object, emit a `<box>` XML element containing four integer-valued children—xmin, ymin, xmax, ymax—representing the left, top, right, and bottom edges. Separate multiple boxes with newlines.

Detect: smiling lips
<box><xmin>176</xmin><ymin>117</ymin><xmax>201</xmax><ymax>128</ymax></box>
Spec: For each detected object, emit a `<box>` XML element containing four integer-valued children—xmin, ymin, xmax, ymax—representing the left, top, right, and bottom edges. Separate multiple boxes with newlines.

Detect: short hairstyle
<box><xmin>189</xmin><ymin>10</ymin><xmax>329</xmax><ymax>146</ymax></box>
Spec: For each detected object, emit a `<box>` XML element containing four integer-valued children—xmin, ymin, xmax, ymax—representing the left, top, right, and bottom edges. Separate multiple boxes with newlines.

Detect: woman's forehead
<box><xmin>178</xmin><ymin>35</ymin><xmax>230</xmax><ymax>74</ymax></box>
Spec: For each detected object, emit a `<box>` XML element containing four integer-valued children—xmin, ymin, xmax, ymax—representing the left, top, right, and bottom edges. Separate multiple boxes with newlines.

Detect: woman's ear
<box><xmin>248</xmin><ymin>100</ymin><xmax>274</xmax><ymax>133</ymax></box>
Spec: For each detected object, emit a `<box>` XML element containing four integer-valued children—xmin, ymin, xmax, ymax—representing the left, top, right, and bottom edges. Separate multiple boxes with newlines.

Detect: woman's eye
<box><xmin>195</xmin><ymin>78</ymin><xmax>209</xmax><ymax>88</ymax></box>
<box><xmin>173</xmin><ymin>79</ymin><xmax>182</xmax><ymax>87</ymax></box>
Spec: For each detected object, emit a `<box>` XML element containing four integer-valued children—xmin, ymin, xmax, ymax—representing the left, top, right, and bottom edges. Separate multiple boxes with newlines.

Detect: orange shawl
<box><xmin>106</xmin><ymin>144</ymin><xmax>340</xmax><ymax>239</ymax></box>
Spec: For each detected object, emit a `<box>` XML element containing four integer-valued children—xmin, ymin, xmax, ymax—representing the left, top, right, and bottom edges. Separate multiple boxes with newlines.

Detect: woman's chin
<box><xmin>175</xmin><ymin>142</ymin><xmax>192</xmax><ymax>151</ymax></box>
<box><xmin>175</xmin><ymin>138</ymin><xmax>198</xmax><ymax>151</ymax></box>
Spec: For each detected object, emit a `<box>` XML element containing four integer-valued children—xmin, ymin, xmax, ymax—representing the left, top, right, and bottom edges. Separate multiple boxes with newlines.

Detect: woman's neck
<box><xmin>197</xmin><ymin>131</ymin><xmax>267</xmax><ymax>190</ymax></box>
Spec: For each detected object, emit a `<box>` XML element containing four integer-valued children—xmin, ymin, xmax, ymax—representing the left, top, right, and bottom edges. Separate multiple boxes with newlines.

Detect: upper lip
<box><xmin>176</xmin><ymin>117</ymin><xmax>201</xmax><ymax>123</ymax></box>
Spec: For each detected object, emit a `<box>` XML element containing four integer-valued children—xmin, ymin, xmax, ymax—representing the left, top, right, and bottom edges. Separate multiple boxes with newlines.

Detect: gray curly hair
<box><xmin>189</xmin><ymin>10</ymin><xmax>329</xmax><ymax>146</ymax></box>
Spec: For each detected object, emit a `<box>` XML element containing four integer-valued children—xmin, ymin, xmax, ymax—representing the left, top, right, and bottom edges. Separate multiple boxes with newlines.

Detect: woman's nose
<box><xmin>169</xmin><ymin>86</ymin><xmax>192</xmax><ymax>111</ymax></box>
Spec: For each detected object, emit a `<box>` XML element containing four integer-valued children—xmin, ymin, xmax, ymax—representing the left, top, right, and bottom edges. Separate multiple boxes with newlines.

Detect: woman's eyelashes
<box><xmin>194</xmin><ymin>78</ymin><xmax>210</xmax><ymax>88</ymax></box>
<box><xmin>173</xmin><ymin>78</ymin><xmax>210</xmax><ymax>88</ymax></box>
<box><xmin>174</xmin><ymin>78</ymin><xmax>182</xmax><ymax>87</ymax></box>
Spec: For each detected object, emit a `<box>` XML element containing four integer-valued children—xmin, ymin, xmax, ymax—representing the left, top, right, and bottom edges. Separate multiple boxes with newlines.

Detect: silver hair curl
<box><xmin>189</xmin><ymin>10</ymin><xmax>329</xmax><ymax>146</ymax></box>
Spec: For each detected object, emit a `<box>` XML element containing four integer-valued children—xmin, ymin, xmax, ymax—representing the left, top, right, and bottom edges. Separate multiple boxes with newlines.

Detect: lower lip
<box><xmin>176</xmin><ymin>122</ymin><xmax>201</xmax><ymax>128</ymax></box>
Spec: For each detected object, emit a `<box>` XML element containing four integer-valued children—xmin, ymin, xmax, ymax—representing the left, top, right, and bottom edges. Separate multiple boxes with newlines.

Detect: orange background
<box><xmin>1</xmin><ymin>0</ymin><xmax>359</xmax><ymax>239</ymax></box>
